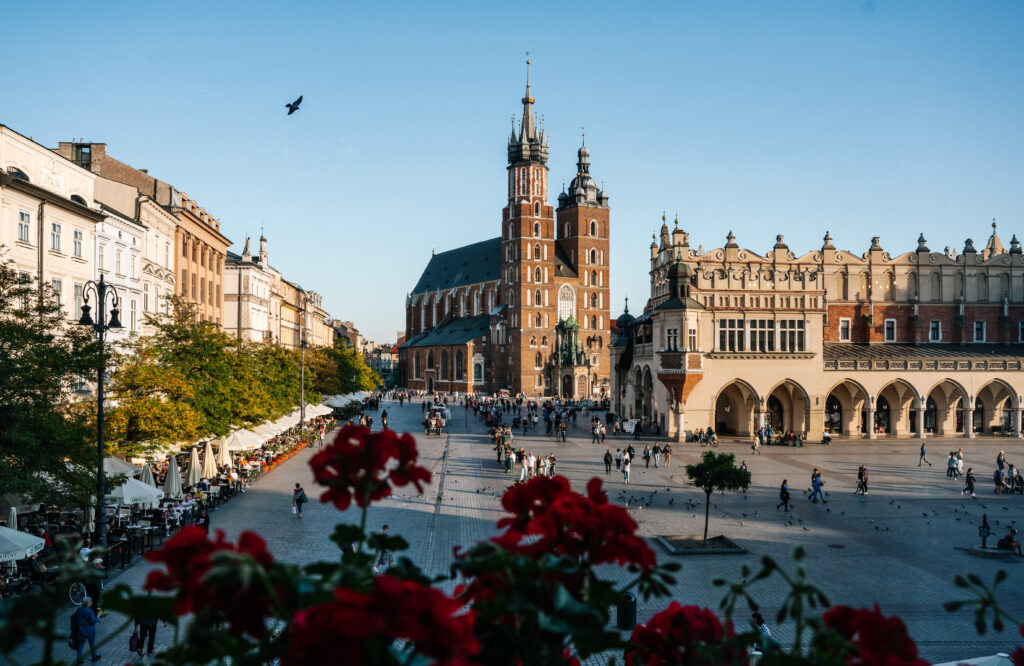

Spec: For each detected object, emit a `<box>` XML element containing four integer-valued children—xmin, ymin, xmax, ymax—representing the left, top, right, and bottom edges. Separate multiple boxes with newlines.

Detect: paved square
<box><xmin>14</xmin><ymin>399</ymin><xmax>1024</xmax><ymax>664</ymax></box>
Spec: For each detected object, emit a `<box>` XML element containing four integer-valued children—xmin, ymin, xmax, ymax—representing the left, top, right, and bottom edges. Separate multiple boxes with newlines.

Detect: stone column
<box><xmin>866</xmin><ymin>399</ymin><xmax>876</xmax><ymax>440</ymax></box>
<box><xmin>916</xmin><ymin>397</ymin><xmax>926</xmax><ymax>438</ymax></box>
<box><xmin>676</xmin><ymin>407</ymin><xmax>686</xmax><ymax>443</ymax></box>
<box><xmin>964</xmin><ymin>407</ymin><xmax>976</xmax><ymax>438</ymax></box>
<box><xmin>1017</xmin><ymin>408</ymin><xmax>1023</xmax><ymax>438</ymax></box>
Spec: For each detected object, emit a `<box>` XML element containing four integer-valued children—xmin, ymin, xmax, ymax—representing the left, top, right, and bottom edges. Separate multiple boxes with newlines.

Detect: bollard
<box><xmin>616</xmin><ymin>592</ymin><xmax>637</xmax><ymax>631</ymax></box>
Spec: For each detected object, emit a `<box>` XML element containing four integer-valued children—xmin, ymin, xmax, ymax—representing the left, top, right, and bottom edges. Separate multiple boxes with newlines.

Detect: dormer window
<box><xmin>70</xmin><ymin>194</ymin><xmax>87</xmax><ymax>205</ymax></box>
<box><xmin>6</xmin><ymin>167</ymin><xmax>29</xmax><ymax>181</ymax></box>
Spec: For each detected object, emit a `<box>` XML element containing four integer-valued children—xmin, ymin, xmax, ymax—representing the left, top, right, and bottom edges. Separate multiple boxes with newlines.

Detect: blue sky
<box><xmin>3</xmin><ymin>1</ymin><xmax>1023</xmax><ymax>341</ymax></box>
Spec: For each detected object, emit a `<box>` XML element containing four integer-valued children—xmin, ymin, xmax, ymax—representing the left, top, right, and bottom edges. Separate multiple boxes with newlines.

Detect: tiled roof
<box><xmin>553</xmin><ymin>243</ymin><xmax>578</xmax><ymax>278</ymax></box>
<box><xmin>404</xmin><ymin>315</ymin><xmax>491</xmax><ymax>348</ymax></box>
<box><xmin>411</xmin><ymin>238</ymin><xmax>501</xmax><ymax>294</ymax></box>
<box><xmin>823</xmin><ymin>343</ymin><xmax>1024</xmax><ymax>360</ymax></box>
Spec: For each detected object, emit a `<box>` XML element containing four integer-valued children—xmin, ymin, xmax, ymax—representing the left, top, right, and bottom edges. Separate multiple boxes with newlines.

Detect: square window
<box><xmin>974</xmin><ymin>321</ymin><xmax>986</xmax><ymax>342</ymax></box>
<box><xmin>839</xmin><ymin>318</ymin><xmax>851</xmax><ymax>341</ymax></box>
<box><xmin>883</xmin><ymin>319</ymin><xmax>897</xmax><ymax>342</ymax></box>
<box><xmin>929</xmin><ymin>320</ymin><xmax>942</xmax><ymax>342</ymax></box>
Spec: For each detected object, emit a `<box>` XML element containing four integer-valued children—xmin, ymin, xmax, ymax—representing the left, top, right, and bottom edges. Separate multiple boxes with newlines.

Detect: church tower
<box><xmin>556</xmin><ymin>137</ymin><xmax>611</xmax><ymax>397</ymax></box>
<box><xmin>502</xmin><ymin>60</ymin><xmax>557</xmax><ymax>394</ymax></box>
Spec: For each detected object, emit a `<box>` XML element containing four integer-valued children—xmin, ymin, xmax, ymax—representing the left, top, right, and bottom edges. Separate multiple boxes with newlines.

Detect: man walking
<box><xmin>652</xmin><ymin>442</ymin><xmax>661</xmax><ymax>468</ymax></box>
<box><xmin>855</xmin><ymin>465</ymin><xmax>869</xmax><ymax>495</ymax></box>
<box><xmin>615</xmin><ymin>448</ymin><xmax>623</xmax><ymax>471</ymax></box>
<box><xmin>918</xmin><ymin>443</ymin><xmax>931</xmax><ymax>467</ymax></box>
<box><xmin>604</xmin><ymin>449</ymin><xmax>613</xmax><ymax>474</ymax></box>
<box><xmin>622</xmin><ymin>453</ymin><xmax>632</xmax><ymax>484</ymax></box>
<box><xmin>808</xmin><ymin>469</ymin><xmax>827</xmax><ymax>504</ymax></box>
<box><xmin>293</xmin><ymin>483</ymin><xmax>307</xmax><ymax>519</ymax></box>
<box><xmin>73</xmin><ymin>596</ymin><xmax>102</xmax><ymax>663</ymax></box>
<box><xmin>374</xmin><ymin>525</ymin><xmax>395</xmax><ymax>573</ymax></box>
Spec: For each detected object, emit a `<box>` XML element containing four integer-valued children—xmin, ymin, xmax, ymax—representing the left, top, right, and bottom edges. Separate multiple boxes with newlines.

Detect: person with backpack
<box><xmin>603</xmin><ymin>449</ymin><xmax>613</xmax><ymax>474</ymax></box>
<box><xmin>71</xmin><ymin>596</ymin><xmax>101</xmax><ymax>663</ymax></box>
<box><xmin>374</xmin><ymin>525</ymin><xmax>395</xmax><ymax>573</ymax></box>
<box><xmin>777</xmin><ymin>479</ymin><xmax>791</xmax><ymax>511</ymax></box>
<box><xmin>293</xmin><ymin>483</ymin><xmax>307</xmax><ymax>519</ymax></box>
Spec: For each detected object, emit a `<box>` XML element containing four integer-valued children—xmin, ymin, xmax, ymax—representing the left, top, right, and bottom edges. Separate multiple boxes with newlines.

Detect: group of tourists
<box><xmin>498</xmin><ymin>446</ymin><xmax>557</xmax><ymax>480</ymax></box>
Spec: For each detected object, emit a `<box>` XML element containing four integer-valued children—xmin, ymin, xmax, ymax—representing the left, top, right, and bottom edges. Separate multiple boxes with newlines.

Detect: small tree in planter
<box><xmin>685</xmin><ymin>451</ymin><xmax>751</xmax><ymax>546</ymax></box>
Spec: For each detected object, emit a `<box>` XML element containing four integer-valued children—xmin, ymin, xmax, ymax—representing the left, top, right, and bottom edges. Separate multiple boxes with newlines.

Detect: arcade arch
<box><xmin>713</xmin><ymin>380</ymin><xmax>759</xmax><ymax>436</ymax></box>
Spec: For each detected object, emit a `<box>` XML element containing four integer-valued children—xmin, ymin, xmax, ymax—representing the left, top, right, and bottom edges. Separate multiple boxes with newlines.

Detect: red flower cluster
<box><xmin>1013</xmin><ymin>623</ymin><xmax>1024</xmax><ymax>666</ymax></box>
<box><xmin>309</xmin><ymin>425</ymin><xmax>431</xmax><ymax>510</ymax></box>
<box><xmin>625</xmin><ymin>602</ymin><xmax>740</xmax><ymax>666</ymax></box>
<box><xmin>492</xmin><ymin>476</ymin><xmax>656</xmax><ymax>571</ymax></box>
<box><xmin>285</xmin><ymin>574</ymin><xmax>478</xmax><ymax>665</ymax></box>
<box><xmin>144</xmin><ymin>526</ymin><xmax>275</xmax><ymax>637</ymax></box>
<box><xmin>822</xmin><ymin>605</ymin><xmax>928</xmax><ymax>666</ymax></box>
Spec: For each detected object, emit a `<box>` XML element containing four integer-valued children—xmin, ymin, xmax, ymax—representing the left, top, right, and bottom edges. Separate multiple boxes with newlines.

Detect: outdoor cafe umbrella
<box><xmin>106</xmin><ymin>478</ymin><xmax>164</xmax><ymax>508</ymax></box>
<box><xmin>185</xmin><ymin>447</ymin><xmax>202</xmax><ymax>488</ymax></box>
<box><xmin>0</xmin><ymin>525</ymin><xmax>44</xmax><ymax>563</ymax></box>
<box><xmin>164</xmin><ymin>458</ymin><xmax>183</xmax><ymax>500</ymax></box>
<box><xmin>201</xmin><ymin>440</ymin><xmax>218</xmax><ymax>479</ymax></box>
<box><xmin>216</xmin><ymin>437</ymin><xmax>232</xmax><ymax>467</ymax></box>
<box><xmin>6</xmin><ymin>507</ymin><xmax>16</xmax><ymax>531</ymax></box>
<box><xmin>139</xmin><ymin>463</ymin><xmax>156</xmax><ymax>488</ymax></box>
<box><xmin>104</xmin><ymin>456</ymin><xmax>140</xmax><ymax>477</ymax></box>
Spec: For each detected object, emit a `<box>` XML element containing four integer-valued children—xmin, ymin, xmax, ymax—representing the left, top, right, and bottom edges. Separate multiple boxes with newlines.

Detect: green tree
<box><xmin>0</xmin><ymin>258</ymin><xmax>98</xmax><ymax>505</ymax></box>
<box><xmin>105</xmin><ymin>341</ymin><xmax>202</xmax><ymax>459</ymax></box>
<box><xmin>308</xmin><ymin>339</ymin><xmax>379</xmax><ymax>395</ymax></box>
<box><xmin>685</xmin><ymin>451</ymin><xmax>751</xmax><ymax>545</ymax></box>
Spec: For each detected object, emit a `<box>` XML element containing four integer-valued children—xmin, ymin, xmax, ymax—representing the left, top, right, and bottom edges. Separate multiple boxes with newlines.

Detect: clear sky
<box><xmin>3</xmin><ymin>1</ymin><xmax>1022</xmax><ymax>342</ymax></box>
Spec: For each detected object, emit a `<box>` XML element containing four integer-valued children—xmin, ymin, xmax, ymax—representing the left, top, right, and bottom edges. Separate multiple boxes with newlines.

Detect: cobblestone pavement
<box><xmin>11</xmin><ymin>401</ymin><xmax>1024</xmax><ymax>664</ymax></box>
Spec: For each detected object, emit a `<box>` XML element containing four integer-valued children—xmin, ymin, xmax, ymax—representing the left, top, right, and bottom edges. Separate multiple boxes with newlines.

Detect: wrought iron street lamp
<box><xmin>300</xmin><ymin>336</ymin><xmax>307</xmax><ymax>437</ymax></box>
<box><xmin>77</xmin><ymin>274</ymin><xmax>122</xmax><ymax>548</ymax></box>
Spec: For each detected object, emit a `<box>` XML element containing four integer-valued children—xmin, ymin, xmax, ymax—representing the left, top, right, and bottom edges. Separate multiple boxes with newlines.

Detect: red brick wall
<box><xmin>824</xmin><ymin>303</ymin><xmax>1024</xmax><ymax>344</ymax></box>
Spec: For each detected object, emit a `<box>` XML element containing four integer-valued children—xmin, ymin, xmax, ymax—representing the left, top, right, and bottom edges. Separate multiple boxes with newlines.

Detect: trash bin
<box><xmin>616</xmin><ymin>592</ymin><xmax>637</xmax><ymax>631</ymax></box>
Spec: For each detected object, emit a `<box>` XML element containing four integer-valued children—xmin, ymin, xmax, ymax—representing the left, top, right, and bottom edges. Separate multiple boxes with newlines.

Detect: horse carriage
<box><xmin>423</xmin><ymin>407</ymin><xmax>450</xmax><ymax>436</ymax></box>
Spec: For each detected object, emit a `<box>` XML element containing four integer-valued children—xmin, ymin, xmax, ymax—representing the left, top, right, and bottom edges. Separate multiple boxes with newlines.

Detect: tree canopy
<box><xmin>685</xmin><ymin>451</ymin><xmax>751</xmax><ymax>545</ymax></box>
<box><xmin>307</xmin><ymin>339</ymin><xmax>380</xmax><ymax>395</ymax></box>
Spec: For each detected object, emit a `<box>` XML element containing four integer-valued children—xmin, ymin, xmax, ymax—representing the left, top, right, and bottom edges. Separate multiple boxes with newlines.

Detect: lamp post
<box><xmin>77</xmin><ymin>274</ymin><xmax>122</xmax><ymax>548</ymax></box>
<box><xmin>300</xmin><ymin>336</ymin><xmax>307</xmax><ymax>438</ymax></box>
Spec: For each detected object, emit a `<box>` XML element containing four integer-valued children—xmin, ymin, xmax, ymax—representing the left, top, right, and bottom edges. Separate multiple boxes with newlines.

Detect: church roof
<box><xmin>553</xmin><ymin>243</ymin><xmax>578</xmax><ymax>278</ymax></box>
<box><xmin>411</xmin><ymin>237</ymin><xmax>501</xmax><ymax>295</ymax></box>
<box><xmin>403</xmin><ymin>315</ymin><xmax>491</xmax><ymax>348</ymax></box>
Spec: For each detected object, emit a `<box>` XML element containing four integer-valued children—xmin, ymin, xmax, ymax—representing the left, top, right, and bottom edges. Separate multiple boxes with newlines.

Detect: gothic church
<box><xmin>398</xmin><ymin>64</ymin><xmax>611</xmax><ymax>397</ymax></box>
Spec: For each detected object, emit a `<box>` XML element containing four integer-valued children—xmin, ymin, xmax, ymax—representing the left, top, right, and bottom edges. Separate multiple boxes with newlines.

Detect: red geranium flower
<box><xmin>309</xmin><ymin>425</ymin><xmax>431</xmax><ymax>511</ymax></box>
<box><xmin>625</xmin><ymin>602</ymin><xmax>740</xmax><ymax>666</ymax></box>
<box><xmin>822</xmin><ymin>604</ymin><xmax>928</xmax><ymax>666</ymax></box>
<box><xmin>493</xmin><ymin>476</ymin><xmax>656</xmax><ymax>571</ymax></box>
<box><xmin>144</xmin><ymin>527</ymin><xmax>275</xmax><ymax>637</ymax></box>
<box><xmin>284</xmin><ymin>575</ymin><xmax>478</xmax><ymax>665</ymax></box>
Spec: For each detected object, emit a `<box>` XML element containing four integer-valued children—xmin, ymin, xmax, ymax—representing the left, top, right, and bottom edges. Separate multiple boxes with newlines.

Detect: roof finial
<box><xmin>662</xmin><ymin>211</ymin><xmax>666</xmax><ymax>222</ymax></box>
<box><xmin>993</xmin><ymin>217</ymin><xmax>998</xmax><ymax>230</ymax></box>
<box><xmin>581</xmin><ymin>126</ymin><xmax>585</xmax><ymax>146</ymax></box>
<box><xmin>624</xmin><ymin>296</ymin><xmax>629</xmax><ymax>314</ymax></box>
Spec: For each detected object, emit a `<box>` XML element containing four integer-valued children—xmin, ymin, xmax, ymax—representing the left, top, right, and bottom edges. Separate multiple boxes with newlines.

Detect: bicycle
<box><xmin>698</xmin><ymin>437</ymin><xmax>719</xmax><ymax>448</ymax></box>
<box><xmin>68</xmin><ymin>581</ymin><xmax>87</xmax><ymax>606</ymax></box>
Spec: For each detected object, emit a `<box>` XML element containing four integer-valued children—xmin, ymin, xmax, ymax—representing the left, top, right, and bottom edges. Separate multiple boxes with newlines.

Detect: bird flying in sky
<box><xmin>286</xmin><ymin>95</ymin><xmax>303</xmax><ymax>115</ymax></box>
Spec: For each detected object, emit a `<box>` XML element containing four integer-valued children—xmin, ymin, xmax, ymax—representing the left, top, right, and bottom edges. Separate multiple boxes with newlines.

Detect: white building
<box><xmin>0</xmin><ymin>125</ymin><xmax>103</xmax><ymax>321</ymax></box>
<box><xmin>93</xmin><ymin>204</ymin><xmax>145</xmax><ymax>341</ymax></box>
<box><xmin>224</xmin><ymin>236</ymin><xmax>274</xmax><ymax>343</ymax></box>
<box><xmin>93</xmin><ymin>175</ymin><xmax>176</xmax><ymax>335</ymax></box>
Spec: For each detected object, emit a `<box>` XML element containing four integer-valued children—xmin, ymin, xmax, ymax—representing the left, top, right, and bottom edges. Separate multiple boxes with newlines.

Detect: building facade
<box><xmin>399</xmin><ymin>65</ymin><xmax>611</xmax><ymax>397</ymax></box>
<box><xmin>1</xmin><ymin>126</ymin><xmax>103</xmax><ymax>322</ymax></box>
<box><xmin>54</xmin><ymin>142</ymin><xmax>231</xmax><ymax>326</ymax></box>
<box><xmin>94</xmin><ymin>204</ymin><xmax>145</xmax><ymax>340</ymax></box>
<box><xmin>224</xmin><ymin>236</ymin><xmax>274</xmax><ymax>343</ymax></box>
<box><xmin>611</xmin><ymin>221</ymin><xmax>1024</xmax><ymax>441</ymax></box>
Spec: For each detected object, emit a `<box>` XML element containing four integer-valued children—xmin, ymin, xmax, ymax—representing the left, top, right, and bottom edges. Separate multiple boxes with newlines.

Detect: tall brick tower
<box><xmin>502</xmin><ymin>60</ymin><xmax>556</xmax><ymax>393</ymax></box>
<box><xmin>556</xmin><ymin>137</ymin><xmax>611</xmax><ymax>397</ymax></box>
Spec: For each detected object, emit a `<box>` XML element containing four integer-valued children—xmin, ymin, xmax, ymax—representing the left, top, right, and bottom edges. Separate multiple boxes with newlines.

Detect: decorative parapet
<box><xmin>824</xmin><ymin>358</ymin><xmax>1022</xmax><ymax>371</ymax></box>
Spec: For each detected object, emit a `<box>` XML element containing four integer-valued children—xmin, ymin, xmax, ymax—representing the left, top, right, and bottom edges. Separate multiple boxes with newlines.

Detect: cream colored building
<box><xmin>1</xmin><ymin>126</ymin><xmax>103</xmax><ymax>321</ymax></box>
<box><xmin>224</xmin><ymin>236</ymin><xmax>274</xmax><ymax>343</ymax></box>
<box><xmin>304</xmin><ymin>290</ymin><xmax>332</xmax><ymax>348</ymax></box>
<box><xmin>611</xmin><ymin>218</ymin><xmax>1024</xmax><ymax>441</ymax></box>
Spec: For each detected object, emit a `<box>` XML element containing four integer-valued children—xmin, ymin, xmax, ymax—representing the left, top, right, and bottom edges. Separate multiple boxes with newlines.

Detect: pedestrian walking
<box><xmin>998</xmin><ymin>450</ymin><xmax>1007</xmax><ymax>472</ymax></box>
<box><xmin>663</xmin><ymin>443</ymin><xmax>672</xmax><ymax>467</ymax></box>
<box><xmin>947</xmin><ymin>452</ymin><xmax>958</xmax><ymax>479</ymax></box>
<box><xmin>962</xmin><ymin>467</ymin><xmax>977</xmax><ymax>498</ymax></box>
<box><xmin>752</xmin><ymin>612</ymin><xmax>781</xmax><ymax>653</ymax></box>
<box><xmin>751</xmin><ymin>435</ymin><xmax>762</xmax><ymax>455</ymax></box>
<box><xmin>918</xmin><ymin>443</ymin><xmax>931</xmax><ymax>467</ymax></box>
<box><xmin>133</xmin><ymin>593</ymin><xmax>164</xmax><ymax>657</ymax></box>
<box><xmin>292</xmin><ymin>483</ymin><xmax>307</xmax><ymax>519</ymax></box>
<box><xmin>643</xmin><ymin>446</ymin><xmax>651</xmax><ymax>468</ymax></box>
<box><xmin>604</xmin><ymin>449</ymin><xmax>613</xmax><ymax>474</ymax></box>
<box><xmin>615</xmin><ymin>449</ymin><xmax>623</xmax><ymax>471</ymax></box>
<box><xmin>72</xmin><ymin>596</ymin><xmax>101</xmax><ymax>663</ymax></box>
<box><xmin>808</xmin><ymin>469</ymin><xmax>827</xmax><ymax>504</ymax></box>
<box><xmin>652</xmin><ymin>442</ymin><xmax>661</xmax><ymax>468</ymax></box>
<box><xmin>777</xmin><ymin>479</ymin><xmax>791</xmax><ymax>511</ymax></box>
<box><xmin>374</xmin><ymin>525</ymin><xmax>395</xmax><ymax>572</ymax></box>
<box><xmin>622</xmin><ymin>455</ymin><xmax>632</xmax><ymax>484</ymax></box>
<box><xmin>739</xmin><ymin>460</ymin><xmax>749</xmax><ymax>474</ymax></box>
<box><xmin>855</xmin><ymin>465</ymin><xmax>868</xmax><ymax>495</ymax></box>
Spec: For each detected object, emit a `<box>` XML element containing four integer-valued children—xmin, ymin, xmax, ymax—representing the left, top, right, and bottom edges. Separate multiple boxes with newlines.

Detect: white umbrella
<box><xmin>185</xmin><ymin>448</ymin><xmax>202</xmax><ymax>487</ymax></box>
<box><xmin>139</xmin><ymin>464</ymin><xmax>156</xmax><ymax>488</ymax></box>
<box><xmin>104</xmin><ymin>457</ymin><xmax>140</xmax><ymax>477</ymax></box>
<box><xmin>106</xmin><ymin>478</ymin><xmax>164</xmax><ymax>507</ymax></box>
<box><xmin>164</xmin><ymin>458</ymin><xmax>183</xmax><ymax>499</ymax></box>
<box><xmin>934</xmin><ymin>655</ymin><xmax>1012</xmax><ymax>666</ymax></box>
<box><xmin>0</xmin><ymin>525</ymin><xmax>44</xmax><ymax>562</ymax></box>
<box><xmin>6</xmin><ymin>507</ymin><xmax>16</xmax><ymax>531</ymax></box>
<box><xmin>216</xmin><ymin>437</ymin><xmax>232</xmax><ymax>467</ymax></box>
<box><xmin>201</xmin><ymin>441</ymin><xmax>218</xmax><ymax>479</ymax></box>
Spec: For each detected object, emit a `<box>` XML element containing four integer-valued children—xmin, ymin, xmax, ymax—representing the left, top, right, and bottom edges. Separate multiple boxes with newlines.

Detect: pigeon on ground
<box><xmin>286</xmin><ymin>95</ymin><xmax>303</xmax><ymax>115</ymax></box>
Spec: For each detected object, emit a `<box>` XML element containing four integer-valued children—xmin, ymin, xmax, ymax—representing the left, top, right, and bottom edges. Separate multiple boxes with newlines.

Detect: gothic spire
<box><xmin>507</xmin><ymin>58</ymin><xmax>548</xmax><ymax>166</ymax></box>
<box><xmin>520</xmin><ymin>59</ymin><xmax>536</xmax><ymax>143</ymax></box>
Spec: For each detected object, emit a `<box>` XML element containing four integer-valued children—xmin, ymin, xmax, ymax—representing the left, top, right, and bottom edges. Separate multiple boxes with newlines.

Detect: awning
<box><xmin>0</xmin><ymin>526</ymin><xmax>44</xmax><ymax>562</ymax></box>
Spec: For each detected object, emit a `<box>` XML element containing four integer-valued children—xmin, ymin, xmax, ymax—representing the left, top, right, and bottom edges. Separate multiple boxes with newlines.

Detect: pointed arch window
<box><xmin>541</xmin><ymin>335</ymin><xmax>548</xmax><ymax>347</ymax></box>
<box><xmin>591</xmin><ymin>270</ymin><xmax>597</xmax><ymax>285</ymax></box>
<box><xmin>590</xmin><ymin>293</ymin><xmax>598</xmax><ymax>308</ymax></box>
<box><xmin>521</xmin><ymin>168</ymin><xmax>527</xmax><ymax>195</ymax></box>
<box><xmin>533</xmin><ymin>243</ymin><xmax>541</xmax><ymax>260</ymax></box>
<box><xmin>534</xmin><ymin>202</ymin><xmax>540</xmax><ymax>216</ymax></box>
<box><xmin>590</xmin><ymin>221</ymin><xmax>597</xmax><ymax>236</ymax></box>
<box><xmin>534</xmin><ymin>267</ymin><xmax>542</xmax><ymax>282</ymax></box>
<box><xmin>534</xmin><ymin>222</ymin><xmax>540</xmax><ymax>237</ymax></box>
<box><xmin>591</xmin><ymin>316</ymin><xmax>597</xmax><ymax>329</ymax></box>
<box><xmin>557</xmin><ymin>285</ymin><xmax>576</xmax><ymax>322</ymax></box>
<box><xmin>535</xmin><ymin>352</ymin><xmax>543</xmax><ymax>367</ymax></box>
<box><xmin>414</xmin><ymin>352</ymin><xmax>421</xmax><ymax>378</ymax></box>
<box><xmin>590</xmin><ymin>249</ymin><xmax>597</xmax><ymax>264</ymax></box>
<box><xmin>535</xmin><ymin>314</ymin><xmax>542</xmax><ymax>327</ymax></box>
<box><xmin>534</xmin><ymin>289</ymin><xmax>542</xmax><ymax>306</ymax></box>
